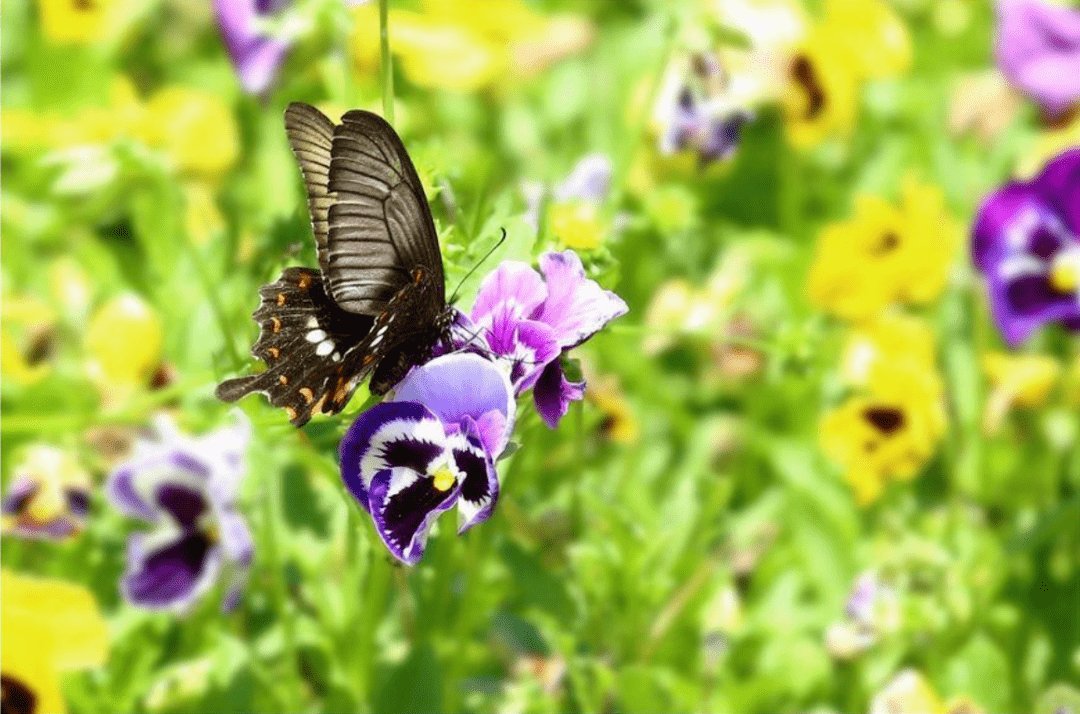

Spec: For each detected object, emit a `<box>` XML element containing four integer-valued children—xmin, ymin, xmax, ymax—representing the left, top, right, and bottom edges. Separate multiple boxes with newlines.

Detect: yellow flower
<box><xmin>822</xmin><ymin>0</ymin><xmax>912</xmax><ymax>79</ymax></box>
<box><xmin>352</xmin><ymin>0</ymin><xmax>586</xmax><ymax>92</ymax></box>
<box><xmin>1</xmin><ymin>296</ymin><xmax>57</xmax><ymax>387</ymax></box>
<box><xmin>869</xmin><ymin>669</ymin><xmax>945</xmax><ymax>714</ymax></box>
<box><xmin>137</xmin><ymin>88</ymin><xmax>239</xmax><ymax>181</ymax></box>
<box><xmin>183</xmin><ymin>182</ymin><xmax>225</xmax><ymax>247</ymax></box>
<box><xmin>585</xmin><ymin>373</ymin><xmax>639</xmax><ymax>445</ymax></box>
<box><xmin>548</xmin><ymin>201</ymin><xmax>605</xmax><ymax>252</ymax></box>
<box><xmin>2</xmin><ymin>445</ymin><xmax>91</xmax><ymax>541</ymax></box>
<box><xmin>781</xmin><ymin>27</ymin><xmax>861</xmax><ymax>148</ymax></box>
<box><xmin>808</xmin><ymin>179</ymin><xmax>958</xmax><ymax>320</ymax></box>
<box><xmin>821</xmin><ymin>361</ymin><xmax>946</xmax><ymax>505</ymax></box>
<box><xmin>842</xmin><ymin>312</ymin><xmax>936</xmax><ymax>383</ymax></box>
<box><xmin>982</xmin><ymin>352</ymin><xmax>1062</xmax><ymax>434</ymax></box>
<box><xmin>36</xmin><ymin>0</ymin><xmax>111</xmax><ymax>44</ymax></box>
<box><xmin>84</xmin><ymin>293</ymin><xmax>163</xmax><ymax>397</ymax></box>
<box><xmin>1</xmin><ymin>570</ymin><xmax>108</xmax><ymax>714</ymax></box>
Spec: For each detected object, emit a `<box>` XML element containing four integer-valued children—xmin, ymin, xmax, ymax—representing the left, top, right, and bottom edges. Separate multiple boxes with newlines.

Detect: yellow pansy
<box><xmin>823</xmin><ymin>0</ymin><xmax>912</xmax><ymax>79</ymax></box>
<box><xmin>1</xmin><ymin>445</ymin><xmax>91</xmax><ymax>541</ymax></box>
<box><xmin>869</xmin><ymin>669</ymin><xmax>945</xmax><ymax>714</ymax></box>
<box><xmin>137</xmin><ymin>88</ymin><xmax>239</xmax><ymax>181</ymax></box>
<box><xmin>548</xmin><ymin>201</ymin><xmax>605</xmax><ymax>252</ymax></box>
<box><xmin>36</xmin><ymin>0</ymin><xmax>112</xmax><ymax>45</ymax></box>
<box><xmin>808</xmin><ymin>179</ymin><xmax>958</xmax><ymax>321</ymax></box>
<box><xmin>352</xmin><ymin>0</ymin><xmax>586</xmax><ymax>92</ymax></box>
<box><xmin>781</xmin><ymin>27</ymin><xmax>861</xmax><ymax>148</ymax></box>
<box><xmin>84</xmin><ymin>293</ymin><xmax>163</xmax><ymax>397</ymax></box>
<box><xmin>1</xmin><ymin>570</ymin><xmax>109</xmax><ymax>714</ymax></box>
<box><xmin>842</xmin><ymin>312</ymin><xmax>936</xmax><ymax>383</ymax></box>
<box><xmin>982</xmin><ymin>352</ymin><xmax>1062</xmax><ymax>434</ymax></box>
<box><xmin>821</xmin><ymin>361</ymin><xmax>946</xmax><ymax>505</ymax></box>
<box><xmin>1</xmin><ymin>296</ymin><xmax>57</xmax><ymax>387</ymax></box>
<box><xmin>585</xmin><ymin>373</ymin><xmax>639</xmax><ymax>445</ymax></box>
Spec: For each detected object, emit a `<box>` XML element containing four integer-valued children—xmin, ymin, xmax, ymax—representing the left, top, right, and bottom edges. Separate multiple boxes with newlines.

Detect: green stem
<box><xmin>177</xmin><ymin>215</ymin><xmax>242</xmax><ymax>369</ymax></box>
<box><xmin>262</xmin><ymin>474</ymin><xmax>303</xmax><ymax>710</ymax></box>
<box><xmin>379</xmin><ymin>0</ymin><xmax>394</xmax><ymax>124</ymax></box>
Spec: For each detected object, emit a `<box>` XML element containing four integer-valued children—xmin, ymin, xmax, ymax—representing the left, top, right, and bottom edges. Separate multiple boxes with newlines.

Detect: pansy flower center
<box><xmin>429</xmin><ymin>460</ymin><xmax>460</xmax><ymax>492</ymax></box>
<box><xmin>791</xmin><ymin>54</ymin><xmax>826</xmax><ymax>119</ymax></box>
<box><xmin>1049</xmin><ymin>251</ymin><xmax>1080</xmax><ymax>294</ymax></box>
<box><xmin>1</xmin><ymin>674</ymin><xmax>37</xmax><ymax>714</ymax></box>
<box><xmin>863</xmin><ymin>407</ymin><xmax>905</xmax><ymax>436</ymax></box>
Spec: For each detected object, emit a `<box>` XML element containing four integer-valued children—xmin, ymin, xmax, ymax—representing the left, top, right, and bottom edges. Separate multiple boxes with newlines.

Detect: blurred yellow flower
<box><xmin>823</xmin><ymin>0</ymin><xmax>912</xmax><ymax>79</ymax></box>
<box><xmin>36</xmin><ymin>0</ymin><xmax>111</xmax><ymax>44</ymax></box>
<box><xmin>548</xmin><ymin>201</ymin><xmax>605</xmax><ymax>252</ymax></box>
<box><xmin>1</xmin><ymin>569</ymin><xmax>109</xmax><ymax>714</ymax></box>
<box><xmin>2</xmin><ymin>445</ymin><xmax>91</xmax><ymax>541</ymax></box>
<box><xmin>808</xmin><ymin>179</ymin><xmax>958</xmax><ymax>321</ymax></box>
<box><xmin>982</xmin><ymin>352</ymin><xmax>1062</xmax><ymax>434</ymax></box>
<box><xmin>821</xmin><ymin>361</ymin><xmax>946</xmax><ymax>505</ymax></box>
<box><xmin>1</xmin><ymin>296</ymin><xmax>57</xmax><ymax>387</ymax></box>
<box><xmin>869</xmin><ymin>669</ymin><xmax>945</xmax><ymax>714</ymax></box>
<box><xmin>137</xmin><ymin>88</ymin><xmax>239</xmax><ymax>181</ymax></box>
<box><xmin>352</xmin><ymin>0</ymin><xmax>589</xmax><ymax>92</ymax></box>
<box><xmin>183</xmin><ymin>182</ymin><xmax>226</xmax><ymax>247</ymax></box>
<box><xmin>781</xmin><ymin>28</ymin><xmax>861</xmax><ymax>148</ymax></box>
<box><xmin>842</xmin><ymin>312</ymin><xmax>936</xmax><ymax>383</ymax></box>
<box><xmin>85</xmin><ymin>293</ymin><xmax>163</xmax><ymax>397</ymax></box>
<box><xmin>585</xmin><ymin>372</ymin><xmax>639</xmax><ymax>445</ymax></box>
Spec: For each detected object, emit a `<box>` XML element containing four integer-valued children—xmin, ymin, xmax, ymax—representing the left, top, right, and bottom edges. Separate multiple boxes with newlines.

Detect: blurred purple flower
<box><xmin>972</xmin><ymin>147</ymin><xmax>1080</xmax><ymax>345</ymax></box>
<box><xmin>1</xmin><ymin>446</ymin><xmax>90</xmax><ymax>541</ymax></box>
<box><xmin>995</xmin><ymin>0</ymin><xmax>1080</xmax><ymax>119</ymax></box>
<box><xmin>106</xmin><ymin>412</ymin><xmax>253</xmax><ymax>612</ymax></box>
<box><xmin>470</xmin><ymin>250</ymin><xmax>628</xmax><ymax>428</ymax></box>
<box><xmin>523</xmin><ymin>154</ymin><xmax>613</xmax><ymax>232</ymax></box>
<box><xmin>340</xmin><ymin>353</ymin><xmax>515</xmax><ymax>565</ymax></box>
<box><xmin>214</xmin><ymin>0</ymin><xmax>371</xmax><ymax>94</ymax></box>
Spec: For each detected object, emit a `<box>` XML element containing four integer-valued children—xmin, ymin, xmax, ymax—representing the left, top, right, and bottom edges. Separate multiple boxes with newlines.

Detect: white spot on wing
<box><xmin>306</xmin><ymin>329</ymin><xmax>327</xmax><ymax>343</ymax></box>
<box><xmin>316</xmin><ymin>339</ymin><xmax>335</xmax><ymax>357</ymax></box>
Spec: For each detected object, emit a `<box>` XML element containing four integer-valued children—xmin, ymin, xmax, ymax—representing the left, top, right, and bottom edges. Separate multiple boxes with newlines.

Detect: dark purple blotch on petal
<box><xmin>126</xmin><ymin>532</ymin><xmax>214</xmax><ymax>607</ymax></box>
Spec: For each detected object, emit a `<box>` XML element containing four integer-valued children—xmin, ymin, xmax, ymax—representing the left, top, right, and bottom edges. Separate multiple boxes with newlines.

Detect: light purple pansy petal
<box><xmin>340</xmin><ymin>401</ymin><xmax>446</xmax><ymax>512</ymax></box>
<box><xmin>213</xmin><ymin>0</ymin><xmax>292</xmax><ymax>95</ymax></box>
<box><xmin>393</xmin><ymin>353</ymin><xmax>516</xmax><ymax>457</ymax></box>
<box><xmin>995</xmin><ymin>0</ymin><xmax>1080</xmax><ymax>117</ymax></box>
<box><xmin>367</xmin><ymin>467</ymin><xmax>461</xmax><ymax>566</ymax></box>
<box><xmin>532</xmin><ymin>250</ymin><xmax>629</xmax><ymax>349</ymax></box>
<box><xmin>553</xmin><ymin>154</ymin><xmax>613</xmax><ymax>205</ymax></box>
<box><xmin>533</xmin><ymin>360</ymin><xmax>587</xmax><ymax>430</ymax></box>
<box><xmin>471</xmin><ymin>261</ymin><xmax>548</xmax><ymax>326</ymax></box>
<box><xmin>451</xmin><ymin>418</ymin><xmax>500</xmax><ymax>533</ymax></box>
<box><xmin>483</xmin><ymin>304</ymin><xmax>561</xmax><ymax>391</ymax></box>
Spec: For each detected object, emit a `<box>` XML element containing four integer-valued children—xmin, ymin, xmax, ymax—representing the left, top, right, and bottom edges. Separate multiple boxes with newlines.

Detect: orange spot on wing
<box><xmin>279</xmin><ymin>374</ymin><xmax>289</xmax><ymax>385</ymax></box>
<box><xmin>276</xmin><ymin>293</ymin><xmax>287</xmax><ymax>306</ymax></box>
<box><xmin>268</xmin><ymin>346</ymin><xmax>280</xmax><ymax>359</ymax></box>
<box><xmin>298</xmin><ymin>273</ymin><xmax>312</xmax><ymax>289</ymax></box>
<box><xmin>285</xmin><ymin>406</ymin><xmax>298</xmax><ymax>421</ymax></box>
<box><xmin>271</xmin><ymin>317</ymin><xmax>282</xmax><ymax>333</ymax></box>
<box><xmin>299</xmin><ymin>387</ymin><xmax>314</xmax><ymax>403</ymax></box>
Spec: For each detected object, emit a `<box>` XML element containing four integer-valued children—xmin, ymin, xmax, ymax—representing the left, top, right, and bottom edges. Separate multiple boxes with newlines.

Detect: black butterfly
<box><xmin>215</xmin><ymin>103</ymin><xmax>455</xmax><ymax>426</ymax></box>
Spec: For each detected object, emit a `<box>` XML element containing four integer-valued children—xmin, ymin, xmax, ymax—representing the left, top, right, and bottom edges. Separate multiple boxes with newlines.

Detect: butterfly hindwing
<box><xmin>326</xmin><ymin>110</ymin><xmax>445</xmax><ymax>316</ymax></box>
<box><xmin>215</xmin><ymin>268</ymin><xmax>378</xmax><ymax>426</ymax></box>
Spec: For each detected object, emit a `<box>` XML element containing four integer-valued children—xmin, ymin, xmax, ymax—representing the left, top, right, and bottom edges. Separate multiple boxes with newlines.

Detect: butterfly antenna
<box><xmin>449</xmin><ymin>228</ymin><xmax>507</xmax><ymax>304</ymax></box>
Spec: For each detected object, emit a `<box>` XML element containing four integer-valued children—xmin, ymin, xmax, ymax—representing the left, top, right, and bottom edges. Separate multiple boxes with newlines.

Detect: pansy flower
<box><xmin>1</xmin><ymin>570</ymin><xmax>108</xmax><ymax>714</ymax></box>
<box><xmin>2</xmin><ymin>445</ymin><xmax>91</xmax><ymax>541</ymax></box>
<box><xmin>470</xmin><ymin>250</ymin><xmax>628</xmax><ymax>428</ymax></box>
<box><xmin>340</xmin><ymin>353</ymin><xmax>515</xmax><ymax>565</ymax></box>
<box><xmin>994</xmin><ymin>0</ymin><xmax>1080</xmax><ymax>121</ymax></box>
<box><xmin>523</xmin><ymin>154</ymin><xmax>614</xmax><ymax>251</ymax></box>
<box><xmin>106</xmin><ymin>412</ymin><xmax>253</xmax><ymax>612</ymax></box>
<box><xmin>972</xmin><ymin>147</ymin><xmax>1080</xmax><ymax>345</ymax></box>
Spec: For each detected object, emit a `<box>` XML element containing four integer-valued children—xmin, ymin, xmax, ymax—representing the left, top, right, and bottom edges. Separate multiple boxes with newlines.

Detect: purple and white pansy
<box><xmin>469</xmin><ymin>250</ymin><xmax>629</xmax><ymax>428</ymax></box>
<box><xmin>972</xmin><ymin>147</ymin><xmax>1080</xmax><ymax>345</ymax></box>
<box><xmin>106</xmin><ymin>411</ymin><xmax>253</xmax><ymax>612</ymax></box>
<box><xmin>340</xmin><ymin>353</ymin><xmax>515</xmax><ymax>565</ymax></box>
<box><xmin>1</xmin><ymin>445</ymin><xmax>91</xmax><ymax>541</ymax></box>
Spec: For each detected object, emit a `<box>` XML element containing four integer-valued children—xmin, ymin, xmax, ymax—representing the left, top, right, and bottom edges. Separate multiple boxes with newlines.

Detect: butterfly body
<box><xmin>216</xmin><ymin>104</ymin><xmax>453</xmax><ymax>426</ymax></box>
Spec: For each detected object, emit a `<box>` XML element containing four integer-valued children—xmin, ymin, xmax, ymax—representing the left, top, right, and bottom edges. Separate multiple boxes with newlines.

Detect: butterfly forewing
<box><xmin>283</xmin><ymin>104</ymin><xmax>335</xmax><ymax>278</ymax></box>
<box><xmin>326</xmin><ymin>110</ymin><xmax>444</xmax><ymax>315</ymax></box>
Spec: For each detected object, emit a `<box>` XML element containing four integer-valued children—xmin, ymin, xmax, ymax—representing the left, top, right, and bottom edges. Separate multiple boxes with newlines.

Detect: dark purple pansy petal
<box><xmin>1</xmin><ymin>480</ymin><xmax>38</xmax><ymax>518</ymax></box>
<box><xmin>699</xmin><ymin>111</ymin><xmax>754</xmax><ymax>164</ymax></box>
<box><xmin>122</xmin><ymin>531</ymin><xmax>221</xmax><ymax>609</ymax></box>
<box><xmin>340</xmin><ymin>401</ymin><xmax>446</xmax><ymax>512</ymax></box>
<box><xmin>972</xmin><ymin>183</ymin><xmax>1044</xmax><ymax>270</ymax></box>
<box><xmin>451</xmin><ymin>418</ymin><xmax>499</xmax><ymax>533</ymax></box>
<box><xmin>482</xmin><ymin>304</ymin><xmax>560</xmax><ymax>391</ymax></box>
<box><xmin>1032</xmin><ymin>147</ymin><xmax>1080</xmax><ymax>234</ymax></box>
<box><xmin>989</xmin><ymin>271</ymin><xmax>1080</xmax><ymax>345</ymax></box>
<box><xmin>532</xmin><ymin>251</ymin><xmax>629</xmax><ymax>349</ymax></box>
<box><xmin>367</xmin><ymin>467</ymin><xmax>461</xmax><ymax>566</ymax></box>
<box><xmin>533</xmin><ymin>359</ymin><xmax>587</xmax><ymax>430</ymax></box>
<box><xmin>157</xmin><ymin>483</ymin><xmax>208</xmax><ymax>530</ymax></box>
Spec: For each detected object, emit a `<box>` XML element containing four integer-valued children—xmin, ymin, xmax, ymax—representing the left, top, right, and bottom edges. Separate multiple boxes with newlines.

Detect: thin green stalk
<box><xmin>177</xmin><ymin>220</ymin><xmax>242</xmax><ymax>369</ymax></box>
<box><xmin>262</xmin><ymin>476</ymin><xmax>303</xmax><ymax>710</ymax></box>
<box><xmin>379</xmin><ymin>0</ymin><xmax>394</xmax><ymax>124</ymax></box>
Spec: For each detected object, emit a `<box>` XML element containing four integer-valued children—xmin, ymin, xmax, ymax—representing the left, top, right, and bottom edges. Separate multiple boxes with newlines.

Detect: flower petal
<box><xmin>532</xmin><ymin>250</ymin><xmax>629</xmax><ymax>349</ymax></box>
<box><xmin>483</xmin><ymin>305</ymin><xmax>560</xmax><ymax>391</ymax></box>
<box><xmin>393</xmin><ymin>353</ymin><xmax>516</xmax><ymax>456</ymax></box>
<box><xmin>471</xmin><ymin>261</ymin><xmax>548</xmax><ymax>325</ymax></box>
<box><xmin>122</xmin><ymin>530</ymin><xmax>222</xmax><ymax>610</ymax></box>
<box><xmin>451</xmin><ymin>419</ymin><xmax>499</xmax><ymax>533</ymax></box>
<box><xmin>533</xmin><ymin>359</ymin><xmax>586</xmax><ymax>429</ymax></box>
<box><xmin>1033</xmin><ymin>147</ymin><xmax>1080</xmax><ymax>235</ymax></box>
<box><xmin>367</xmin><ymin>467</ymin><xmax>460</xmax><ymax>565</ymax></box>
<box><xmin>340</xmin><ymin>402</ymin><xmax>447</xmax><ymax>512</ymax></box>
<box><xmin>553</xmin><ymin>154</ymin><xmax>613</xmax><ymax>204</ymax></box>
<box><xmin>156</xmin><ymin>483</ymin><xmax>209</xmax><ymax>530</ymax></box>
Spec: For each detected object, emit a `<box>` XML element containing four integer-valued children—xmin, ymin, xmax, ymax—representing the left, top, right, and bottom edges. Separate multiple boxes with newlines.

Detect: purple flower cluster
<box><xmin>106</xmin><ymin>412</ymin><xmax>254</xmax><ymax>612</ymax></box>
<box><xmin>972</xmin><ymin>148</ymin><xmax>1080</xmax><ymax>344</ymax></box>
<box><xmin>340</xmin><ymin>250</ymin><xmax>627</xmax><ymax>564</ymax></box>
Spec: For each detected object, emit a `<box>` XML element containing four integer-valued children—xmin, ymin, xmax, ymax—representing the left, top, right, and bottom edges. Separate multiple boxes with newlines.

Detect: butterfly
<box><xmin>215</xmin><ymin>103</ymin><xmax>456</xmax><ymax>427</ymax></box>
